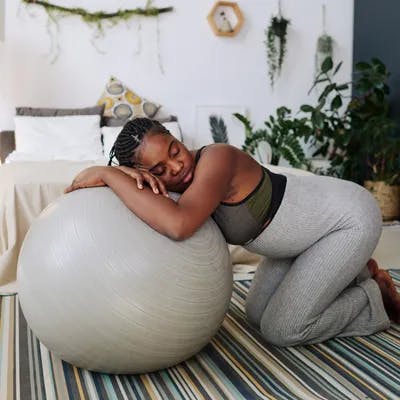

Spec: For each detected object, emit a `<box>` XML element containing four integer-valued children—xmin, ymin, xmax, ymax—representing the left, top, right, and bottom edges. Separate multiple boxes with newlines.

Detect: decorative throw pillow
<box><xmin>16</xmin><ymin>105</ymin><xmax>105</xmax><ymax>117</ymax></box>
<box><xmin>14</xmin><ymin>115</ymin><xmax>103</xmax><ymax>161</ymax></box>
<box><xmin>102</xmin><ymin>121</ymin><xmax>183</xmax><ymax>161</ymax></box>
<box><xmin>97</xmin><ymin>77</ymin><xmax>161</xmax><ymax>120</ymax></box>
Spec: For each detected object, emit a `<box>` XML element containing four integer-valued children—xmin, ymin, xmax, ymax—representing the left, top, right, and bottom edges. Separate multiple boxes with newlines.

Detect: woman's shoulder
<box><xmin>194</xmin><ymin>144</ymin><xmax>237</xmax><ymax>174</ymax></box>
<box><xmin>197</xmin><ymin>143</ymin><xmax>238</xmax><ymax>158</ymax></box>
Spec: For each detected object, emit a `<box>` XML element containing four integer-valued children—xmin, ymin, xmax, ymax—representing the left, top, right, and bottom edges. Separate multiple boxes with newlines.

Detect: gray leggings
<box><xmin>244</xmin><ymin>173</ymin><xmax>390</xmax><ymax>346</ymax></box>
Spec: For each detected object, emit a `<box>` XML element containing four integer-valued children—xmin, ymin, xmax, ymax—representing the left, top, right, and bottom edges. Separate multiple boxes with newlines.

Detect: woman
<box><xmin>65</xmin><ymin>118</ymin><xmax>400</xmax><ymax>346</ymax></box>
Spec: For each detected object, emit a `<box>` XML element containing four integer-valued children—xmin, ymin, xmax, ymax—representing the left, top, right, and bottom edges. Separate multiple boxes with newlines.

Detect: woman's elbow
<box><xmin>167</xmin><ymin>220</ymin><xmax>196</xmax><ymax>242</ymax></box>
<box><xmin>167</xmin><ymin>232</ymin><xmax>188</xmax><ymax>241</ymax></box>
<box><xmin>168</xmin><ymin>229</ymin><xmax>193</xmax><ymax>242</ymax></box>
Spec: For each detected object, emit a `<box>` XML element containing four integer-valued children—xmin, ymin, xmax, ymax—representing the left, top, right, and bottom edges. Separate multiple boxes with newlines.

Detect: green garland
<box><xmin>22</xmin><ymin>0</ymin><xmax>173</xmax><ymax>23</ymax></box>
<box><xmin>22</xmin><ymin>0</ymin><xmax>173</xmax><ymax>65</ymax></box>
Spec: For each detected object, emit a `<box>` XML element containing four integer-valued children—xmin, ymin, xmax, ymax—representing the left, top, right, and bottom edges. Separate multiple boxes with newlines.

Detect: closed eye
<box><xmin>171</xmin><ymin>144</ymin><xmax>180</xmax><ymax>157</ymax></box>
<box><xmin>152</xmin><ymin>167</ymin><xmax>165</xmax><ymax>176</ymax></box>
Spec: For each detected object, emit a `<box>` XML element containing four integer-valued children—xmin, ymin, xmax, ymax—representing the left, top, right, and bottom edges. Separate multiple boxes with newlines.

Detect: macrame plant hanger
<box><xmin>265</xmin><ymin>0</ymin><xmax>290</xmax><ymax>88</ymax></box>
<box><xmin>315</xmin><ymin>4</ymin><xmax>333</xmax><ymax>77</ymax></box>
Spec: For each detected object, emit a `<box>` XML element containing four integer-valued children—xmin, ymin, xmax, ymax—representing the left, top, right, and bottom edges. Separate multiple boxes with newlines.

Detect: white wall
<box><xmin>0</xmin><ymin>0</ymin><xmax>354</xmax><ymax>148</ymax></box>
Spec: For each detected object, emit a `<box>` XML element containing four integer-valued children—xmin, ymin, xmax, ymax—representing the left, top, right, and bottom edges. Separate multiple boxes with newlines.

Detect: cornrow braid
<box><xmin>108</xmin><ymin>117</ymin><xmax>169</xmax><ymax>167</ymax></box>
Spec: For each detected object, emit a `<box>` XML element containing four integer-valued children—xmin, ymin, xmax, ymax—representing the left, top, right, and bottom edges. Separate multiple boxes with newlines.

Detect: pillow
<box><xmin>16</xmin><ymin>104</ymin><xmax>105</xmax><ymax>117</ymax></box>
<box><xmin>102</xmin><ymin>121</ymin><xmax>183</xmax><ymax>161</ymax></box>
<box><xmin>14</xmin><ymin>115</ymin><xmax>103</xmax><ymax>161</ymax></box>
<box><xmin>102</xmin><ymin>114</ymin><xmax>178</xmax><ymax>127</ymax></box>
<box><xmin>97</xmin><ymin>76</ymin><xmax>161</xmax><ymax>120</ymax></box>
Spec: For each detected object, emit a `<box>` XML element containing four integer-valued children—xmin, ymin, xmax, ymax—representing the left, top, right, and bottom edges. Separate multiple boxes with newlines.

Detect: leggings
<box><xmin>244</xmin><ymin>173</ymin><xmax>390</xmax><ymax>346</ymax></box>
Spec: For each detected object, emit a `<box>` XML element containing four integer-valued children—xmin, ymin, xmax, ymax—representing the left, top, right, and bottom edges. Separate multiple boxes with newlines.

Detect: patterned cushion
<box><xmin>97</xmin><ymin>77</ymin><xmax>161</xmax><ymax>120</ymax></box>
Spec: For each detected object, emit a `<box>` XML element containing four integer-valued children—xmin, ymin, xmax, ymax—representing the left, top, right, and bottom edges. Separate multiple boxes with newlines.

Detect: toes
<box><xmin>367</xmin><ymin>258</ymin><xmax>379</xmax><ymax>277</ymax></box>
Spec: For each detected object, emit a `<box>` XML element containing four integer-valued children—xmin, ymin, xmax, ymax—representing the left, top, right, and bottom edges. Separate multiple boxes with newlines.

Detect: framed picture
<box><xmin>194</xmin><ymin>105</ymin><xmax>247</xmax><ymax>149</ymax></box>
<box><xmin>207</xmin><ymin>1</ymin><xmax>244</xmax><ymax>37</ymax></box>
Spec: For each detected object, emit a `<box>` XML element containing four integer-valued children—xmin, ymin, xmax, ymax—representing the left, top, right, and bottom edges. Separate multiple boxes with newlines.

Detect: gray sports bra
<box><xmin>195</xmin><ymin>146</ymin><xmax>287</xmax><ymax>245</ymax></box>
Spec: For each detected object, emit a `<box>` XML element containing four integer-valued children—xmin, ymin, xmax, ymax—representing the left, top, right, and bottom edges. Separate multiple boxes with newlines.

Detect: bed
<box><xmin>0</xmin><ymin>120</ymin><xmax>315</xmax><ymax>295</ymax></box>
<box><xmin>0</xmin><ymin>114</ymin><xmax>186</xmax><ymax>292</ymax></box>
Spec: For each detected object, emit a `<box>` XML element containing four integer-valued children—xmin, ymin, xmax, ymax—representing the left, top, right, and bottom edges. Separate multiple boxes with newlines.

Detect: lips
<box><xmin>181</xmin><ymin>168</ymin><xmax>193</xmax><ymax>184</ymax></box>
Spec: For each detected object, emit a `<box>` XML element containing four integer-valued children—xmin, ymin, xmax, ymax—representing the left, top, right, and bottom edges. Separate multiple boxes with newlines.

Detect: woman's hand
<box><xmin>64</xmin><ymin>166</ymin><xmax>108</xmax><ymax>194</ymax></box>
<box><xmin>114</xmin><ymin>166</ymin><xmax>169</xmax><ymax>197</ymax></box>
<box><xmin>65</xmin><ymin>165</ymin><xmax>168</xmax><ymax>197</ymax></box>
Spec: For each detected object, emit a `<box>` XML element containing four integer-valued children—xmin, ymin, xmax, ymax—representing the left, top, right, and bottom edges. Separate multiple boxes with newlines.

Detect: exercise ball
<box><xmin>17</xmin><ymin>187</ymin><xmax>232</xmax><ymax>374</ymax></box>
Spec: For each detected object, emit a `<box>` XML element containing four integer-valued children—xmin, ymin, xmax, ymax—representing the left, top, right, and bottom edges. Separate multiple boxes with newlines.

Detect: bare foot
<box><xmin>373</xmin><ymin>269</ymin><xmax>400</xmax><ymax>324</ymax></box>
<box><xmin>367</xmin><ymin>258</ymin><xmax>379</xmax><ymax>278</ymax></box>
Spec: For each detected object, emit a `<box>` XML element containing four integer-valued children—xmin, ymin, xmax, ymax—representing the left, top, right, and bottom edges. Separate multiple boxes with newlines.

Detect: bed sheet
<box><xmin>0</xmin><ymin>160</ymin><xmax>106</xmax><ymax>289</ymax></box>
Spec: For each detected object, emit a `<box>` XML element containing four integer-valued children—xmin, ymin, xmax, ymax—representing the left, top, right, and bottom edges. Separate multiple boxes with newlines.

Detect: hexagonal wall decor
<box><xmin>207</xmin><ymin>1</ymin><xmax>244</xmax><ymax>37</ymax></box>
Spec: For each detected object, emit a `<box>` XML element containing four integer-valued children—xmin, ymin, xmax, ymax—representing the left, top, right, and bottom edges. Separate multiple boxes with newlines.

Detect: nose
<box><xmin>169</xmin><ymin>159</ymin><xmax>183</xmax><ymax>176</ymax></box>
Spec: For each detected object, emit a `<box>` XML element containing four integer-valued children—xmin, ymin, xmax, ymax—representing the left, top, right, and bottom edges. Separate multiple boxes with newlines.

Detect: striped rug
<box><xmin>1</xmin><ymin>271</ymin><xmax>399</xmax><ymax>400</ymax></box>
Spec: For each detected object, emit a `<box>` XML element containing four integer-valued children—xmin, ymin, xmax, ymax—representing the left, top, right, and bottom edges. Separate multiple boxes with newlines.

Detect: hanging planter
<box><xmin>265</xmin><ymin>1</ymin><xmax>290</xmax><ymax>88</ymax></box>
<box><xmin>315</xmin><ymin>5</ymin><xmax>333</xmax><ymax>77</ymax></box>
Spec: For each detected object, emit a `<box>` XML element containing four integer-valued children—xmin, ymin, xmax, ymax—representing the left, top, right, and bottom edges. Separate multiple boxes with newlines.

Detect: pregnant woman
<box><xmin>66</xmin><ymin>118</ymin><xmax>400</xmax><ymax>346</ymax></box>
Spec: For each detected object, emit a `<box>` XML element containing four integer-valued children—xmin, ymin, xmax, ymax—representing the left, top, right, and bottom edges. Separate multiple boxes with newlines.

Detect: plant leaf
<box><xmin>300</xmin><ymin>104</ymin><xmax>314</xmax><ymax>113</ymax></box>
<box><xmin>209</xmin><ymin>115</ymin><xmax>229</xmax><ymax>144</ymax></box>
<box><xmin>333</xmin><ymin>61</ymin><xmax>343</xmax><ymax>75</ymax></box>
<box><xmin>331</xmin><ymin>95</ymin><xmax>343</xmax><ymax>110</ymax></box>
<box><xmin>336</xmin><ymin>84</ymin><xmax>349</xmax><ymax>91</ymax></box>
<box><xmin>321</xmin><ymin>57</ymin><xmax>333</xmax><ymax>73</ymax></box>
<box><xmin>355</xmin><ymin>61</ymin><xmax>370</xmax><ymax>71</ymax></box>
<box><xmin>312</xmin><ymin>112</ymin><xmax>324</xmax><ymax>129</ymax></box>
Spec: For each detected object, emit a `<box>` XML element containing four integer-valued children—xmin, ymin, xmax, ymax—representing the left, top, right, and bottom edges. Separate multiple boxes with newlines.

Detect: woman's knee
<box><xmin>245</xmin><ymin>297</ymin><xmax>262</xmax><ymax>329</ymax></box>
<box><xmin>354</xmin><ymin>197</ymin><xmax>382</xmax><ymax>251</ymax></box>
<box><xmin>259</xmin><ymin>308</ymin><xmax>309</xmax><ymax>347</ymax></box>
<box><xmin>359</xmin><ymin>188</ymin><xmax>382</xmax><ymax>229</ymax></box>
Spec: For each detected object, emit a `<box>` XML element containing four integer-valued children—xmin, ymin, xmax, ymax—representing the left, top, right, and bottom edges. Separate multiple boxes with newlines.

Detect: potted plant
<box><xmin>301</xmin><ymin>57</ymin><xmax>400</xmax><ymax>220</ymax></box>
<box><xmin>234</xmin><ymin>107</ymin><xmax>311</xmax><ymax>169</ymax></box>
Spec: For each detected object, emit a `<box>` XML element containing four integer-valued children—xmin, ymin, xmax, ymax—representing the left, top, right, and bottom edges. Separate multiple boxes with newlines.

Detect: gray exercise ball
<box><xmin>17</xmin><ymin>187</ymin><xmax>232</xmax><ymax>374</ymax></box>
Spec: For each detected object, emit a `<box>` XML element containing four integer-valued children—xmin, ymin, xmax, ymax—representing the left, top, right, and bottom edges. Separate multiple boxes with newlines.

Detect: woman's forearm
<box><xmin>101</xmin><ymin>167</ymin><xmax>184</xmax><ymax>240</ymax></box>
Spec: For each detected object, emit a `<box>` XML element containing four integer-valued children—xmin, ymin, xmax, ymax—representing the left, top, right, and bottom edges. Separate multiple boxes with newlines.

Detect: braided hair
<box><xmin>108</xmin><ymin>118</ymin><xmax>170</xmax><ymax>167</ymax></box>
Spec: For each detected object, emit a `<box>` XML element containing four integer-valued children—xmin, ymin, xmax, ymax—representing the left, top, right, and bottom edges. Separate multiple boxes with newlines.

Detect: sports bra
<box><xmin>195</xmin><ymin>146</ymin><xmax>287</xmax><ymax>245</ymax></box>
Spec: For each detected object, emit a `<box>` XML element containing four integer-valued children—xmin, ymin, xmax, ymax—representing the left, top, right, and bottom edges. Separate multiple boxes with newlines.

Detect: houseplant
<box><xmin>235</xmin><ymin>56</ymin><xmax>399</xmax><ymax>218</ymax></box>
<box><xmin>301</xmin><ymin>57</ymin><xmax>400</xmax><ymax>219</ymax></box>
<box><xmin>234</xmin><ymin>107</ymin><xmax>311</xmax><ymax>169</ymax></box>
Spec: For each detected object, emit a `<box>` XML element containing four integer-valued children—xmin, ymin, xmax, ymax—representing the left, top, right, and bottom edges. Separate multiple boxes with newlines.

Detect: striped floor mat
<box><xmin>1</xmin><ymin>271</ymin><xmax>399</xmax><ymax>400</ymax></box>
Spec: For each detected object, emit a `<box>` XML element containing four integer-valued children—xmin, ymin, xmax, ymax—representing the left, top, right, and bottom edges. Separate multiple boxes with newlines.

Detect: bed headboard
<box><xmin>0</xmin><ymin>131</ymin><xmax>15</xmax><ymax>164</ymax></box>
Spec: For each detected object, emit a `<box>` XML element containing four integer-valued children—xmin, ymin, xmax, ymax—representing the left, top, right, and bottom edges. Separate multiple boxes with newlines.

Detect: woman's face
<box><xmin>135</xmin><ymin>132</ymin><xmax>195</xmax><ymax>192</ymax></box>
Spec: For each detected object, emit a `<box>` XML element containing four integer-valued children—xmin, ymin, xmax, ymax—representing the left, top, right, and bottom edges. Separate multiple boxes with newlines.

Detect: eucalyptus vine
<box><xmin>21</xmin><ymin>0</ymin><xmax>173</xmax><ymax>66</ymax></box>
<box><xmin>22</xmin><ymin>0</ymin><xmax>173</xmax><ymax>22</ymax></box>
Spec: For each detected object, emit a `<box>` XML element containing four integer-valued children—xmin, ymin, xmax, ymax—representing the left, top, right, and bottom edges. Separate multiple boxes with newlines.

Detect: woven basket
<box><xmin>364</xmin><ymin>181</ymin><xmax>400</xmax><ymax>221</ymax></box>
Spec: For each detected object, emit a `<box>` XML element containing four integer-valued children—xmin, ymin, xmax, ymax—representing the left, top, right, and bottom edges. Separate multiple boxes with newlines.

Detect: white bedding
<box><xmin>0</xmin><ymin>159</ymin><xmax>107</xmax><ymax>291</ymax></box>
<box><xmin>5</xmin><ymin>151</ymin><xmax>107</xmax><ymax>163</ymax></box>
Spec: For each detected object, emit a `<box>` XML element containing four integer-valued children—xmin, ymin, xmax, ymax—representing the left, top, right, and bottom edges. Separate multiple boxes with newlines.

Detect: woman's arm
<box><xmin>102</xmin><ymin>168</ymin><xmax>189</xmax><ymax>239</ymax></box>
<box><xmin>66</xmin><ymin>146</ymin><xmax>235</xmax><ymax>240</ymax></box>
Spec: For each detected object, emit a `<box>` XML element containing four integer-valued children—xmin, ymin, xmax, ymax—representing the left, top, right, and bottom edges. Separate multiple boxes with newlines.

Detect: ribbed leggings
<box><xmin>244</xmin><ymin>173</ymin><xmax>390</xmax><ymax>346</ymax></box>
